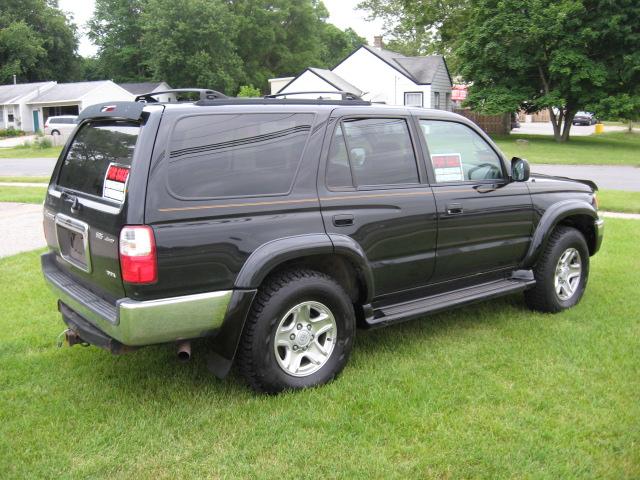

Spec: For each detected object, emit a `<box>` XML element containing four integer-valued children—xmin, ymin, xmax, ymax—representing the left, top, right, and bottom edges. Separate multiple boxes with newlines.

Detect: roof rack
<box><xmin>265</xmin><ymin>91</ymin><xmax>364</xmax><ymax>101</ymax></box>
<box><xmin>135</xmin><ymin>89</ymin><xmax>227</xmax><ymax>103</ymax></box>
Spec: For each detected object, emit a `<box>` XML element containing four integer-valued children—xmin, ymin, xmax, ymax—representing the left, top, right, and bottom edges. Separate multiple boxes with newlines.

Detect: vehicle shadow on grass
<box><xmin>60</xmin><ymin>294</ymin><xmax>528</xmax><ymax>397</ymax></box>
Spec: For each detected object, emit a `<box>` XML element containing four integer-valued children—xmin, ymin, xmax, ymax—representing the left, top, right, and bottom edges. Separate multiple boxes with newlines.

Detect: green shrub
<box><xmin>0</xmin><ymin>128</ymin><xmax>26</xmax><ymax>138</ymax></box>
<box><xmin>34</xmin><ymin>136</ymin><xmax>52</xmax><ymax>149</ymax></box>
<box><xmin>237</xmin><ymin>85</ymin><xmax>262</xmax><ymax>97</ymax></box>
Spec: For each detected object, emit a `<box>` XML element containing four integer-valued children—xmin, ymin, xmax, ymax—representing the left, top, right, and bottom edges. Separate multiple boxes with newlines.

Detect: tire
<box><xmin>51</xmin><ymin>130</ymin><xmax>60</xmax><ymax>136</ymax></box>
<box><xmin>237</xmin><ymin>269</ymin><xmax>355</xmax><ymax>393</ymax></box>
<box><xmin>525</xmin><ymin>226</ymin><xmax>589</xmax><ymax>313</ymax></box>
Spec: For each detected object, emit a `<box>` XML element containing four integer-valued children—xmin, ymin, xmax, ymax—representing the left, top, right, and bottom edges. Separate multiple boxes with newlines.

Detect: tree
<box><xmin>0</xmin><ymin>0</ymin><xmax>80</xmax><ymax>83</ymax></box>
<box><xmin>357</xmin><ymin>0</ymin><xmax>469</xmax><ymax>63</ymax></box>
<box><xmin>141</xmin><ymin>0</ymin><xmax>243</xmax><ymax>92</ymax></box>
<box><xmin>87</xmin><ymin>0</ymin><xmax>150</xmax><ymax>81</ymax></box>
<box><xmin>457</xmin><ymin>0</ymin><xmax>640</xmax><ymax>141</ymax></box>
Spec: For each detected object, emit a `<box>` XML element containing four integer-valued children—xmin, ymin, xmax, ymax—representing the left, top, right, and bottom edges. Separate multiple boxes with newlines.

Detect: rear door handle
<box><xmin>332</xmin><ymin>214</ymin><xmax>354</xmax><ymax>227</ymax></box>
<box><xmin>446</xmin><ymin>203</ymin><xmax>463</xmax><ymax>215</ymax></box>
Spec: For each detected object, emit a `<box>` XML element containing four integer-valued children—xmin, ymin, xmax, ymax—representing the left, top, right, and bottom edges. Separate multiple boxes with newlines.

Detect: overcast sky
<box><xmin>58</xmin><ymin>0</ymin><xmax>385</xmax><ymax>58</ymax></box>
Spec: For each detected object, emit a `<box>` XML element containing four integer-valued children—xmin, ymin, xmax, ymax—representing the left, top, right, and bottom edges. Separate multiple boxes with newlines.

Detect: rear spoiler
<box><xmin>78</xmin><ymin>102</ymin><xmax>145</xmax><ymax>122</ymax></box>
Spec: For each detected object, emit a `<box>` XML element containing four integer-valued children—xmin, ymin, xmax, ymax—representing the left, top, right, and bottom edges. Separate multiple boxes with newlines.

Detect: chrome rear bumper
<box><xmin>42</xmin><ymin>253</ymin><xmax>232</xmax><ymax>346</ymax></box>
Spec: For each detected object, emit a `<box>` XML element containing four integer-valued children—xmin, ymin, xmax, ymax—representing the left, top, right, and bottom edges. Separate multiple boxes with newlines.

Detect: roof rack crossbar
<box><xmin>265</xmin><ymin>91</ymin><xmax>364</xmax><ymax>101</ymax></box>
<box><xmin>135</xmin><ymin>89</ymin><xmax>228</xmax><ymax>103</ymax></box>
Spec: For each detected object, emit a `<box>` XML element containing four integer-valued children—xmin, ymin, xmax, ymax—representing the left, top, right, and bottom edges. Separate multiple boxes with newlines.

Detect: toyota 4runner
<box><xmin>42</xmin><ymin>89</ymin><xmax>604</xmax><ymax>393</ymax></box>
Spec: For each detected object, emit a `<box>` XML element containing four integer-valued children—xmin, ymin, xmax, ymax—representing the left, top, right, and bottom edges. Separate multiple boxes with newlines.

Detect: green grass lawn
<box><xmin>0</xmin><ymin>145</ymin><xmax>62</xmax><ymax>158</ymax></box>
<box><xmin>0</xmin><ymin>186</ymin><xmax>46</xmax><ymax>204</ymax></box>
<box><xmin>1</xmin><ymin>219</ymin><xmax>638</xmax><ymax>479</ymax></box>
<box><xmin>599</xmin><ymin>190</ymin><xmax>640</xmax><ymax>214</ymax></box>
<box><xmin>0</xmin><ymin>176</ymin><xmax>49</xmax><ymax>183</ymax></box>
<box><xmin>493</xmin><ymin>131</ymin><xmax>640</xmax><ymax>166</ymax></box>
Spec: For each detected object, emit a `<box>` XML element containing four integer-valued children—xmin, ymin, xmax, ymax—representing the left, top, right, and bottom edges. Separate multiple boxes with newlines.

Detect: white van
<box><xmin>44</xmin><ymin>116</ymin><xmax>78</xmax><ymax>136</ymax></box>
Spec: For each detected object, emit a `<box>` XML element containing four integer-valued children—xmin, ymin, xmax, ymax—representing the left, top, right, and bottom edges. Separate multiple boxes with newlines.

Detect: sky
<box><xmin>57</xmin><ymin>0</ymin><xmax>385</xmax><ymax>58</ymax></box>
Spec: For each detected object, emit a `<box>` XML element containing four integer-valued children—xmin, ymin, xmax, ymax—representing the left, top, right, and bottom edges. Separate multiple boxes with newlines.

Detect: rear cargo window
<box><xmin>168</xmin><ymin>113</ymin><xmax>313</xmax><ymax>199</ymax></box>
<box><xmin>57</xmin><ymin>121</ymin><xmax>139</xmax><ymax>198</ymax></box>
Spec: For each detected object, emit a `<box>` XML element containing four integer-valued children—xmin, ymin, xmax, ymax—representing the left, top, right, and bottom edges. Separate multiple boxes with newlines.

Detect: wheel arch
<box><xmin>234</xmin><ymin>233</ymin><xmax>374</xmax><ymax>304</ymax></box>
<box><xmin>522</xmin><ymin>200</ymin><xmax>598</xmax><ymax>267</ymax></box>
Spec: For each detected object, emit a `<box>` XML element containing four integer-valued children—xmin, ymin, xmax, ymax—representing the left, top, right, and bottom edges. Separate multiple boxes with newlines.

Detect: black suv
<box><xmin>42</xmin><ymin>89</ymin><xmax>604</xmax><ymax>393</ymax></box>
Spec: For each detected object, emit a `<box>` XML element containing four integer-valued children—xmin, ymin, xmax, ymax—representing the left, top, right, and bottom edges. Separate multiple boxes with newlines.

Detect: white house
<box><xmin>276</xmin><ymin>38</ymin><xmax>453</xmax><ymax>109</ymax></box>
<box><xmin>0</xmin><ymin>82</ymin><xmax>56</xmax><ymax>131</ymax></box>
<box><xmin>27</xmin><ymin>81</ymin><xmax>135</xmax><ymax>132</ymax></box>
<box><xmin>119</xmin><ymin>81</ymin><xmax>176</xmax><ymax>102</ymax></box>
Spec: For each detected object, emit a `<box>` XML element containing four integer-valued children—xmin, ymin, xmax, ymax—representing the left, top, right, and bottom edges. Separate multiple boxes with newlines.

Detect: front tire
<box><xmin>237</xmin><ymin>269</ymin><xmax>355</xmax><ymax>393</ymax></box>
<box><xmin>525</xmin><ymin>226</ymin><xmax>589</xmax><ymax>313</ymax></box>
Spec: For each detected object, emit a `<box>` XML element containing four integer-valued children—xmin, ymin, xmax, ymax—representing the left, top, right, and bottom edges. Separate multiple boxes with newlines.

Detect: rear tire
<box><xmin>51</xmin><ymin>130</ymin><xmax>60</xmax><ymax>136</ymax></box>
<box><xmin>525</xmin><ymin>226</ymin><xmax>589</xmax><ymax>313</ymax></box>
<box><xmin>237</xmin><ymin>269</ymin><xmax>355</xmax><ymax>393</ymax></box>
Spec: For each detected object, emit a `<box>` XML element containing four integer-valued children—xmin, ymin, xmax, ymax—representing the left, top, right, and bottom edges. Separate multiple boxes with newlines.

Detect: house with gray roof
<box><xmin>0</xmin><ymin>81</ymin><xmax>56</xmax><ymax>131</ymax></box>
<box><xmin>27</xmin><ymin>81</ymin><xmax>134</xmax><ymax>131</ymax></box>
<box><xmin>275</xmin><ymin>37</ymin><xmax>452</xmax><ymax>109</ymax></box>
<box><xmin>118</xmin><ymin>81</ymin><xmax>176</xmax><ymax>102</ymax></box>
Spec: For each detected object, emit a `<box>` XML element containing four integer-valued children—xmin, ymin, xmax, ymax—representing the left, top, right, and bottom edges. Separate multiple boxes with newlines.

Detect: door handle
<box><xmin>332</xmin><ymin>214</ymin><xmax>354</xmax><ymax>227</ymax></box>
<box><xmin>446</xmin><ymin>203</ymin><xmax>463</xmax><ymax>215</ymax></box>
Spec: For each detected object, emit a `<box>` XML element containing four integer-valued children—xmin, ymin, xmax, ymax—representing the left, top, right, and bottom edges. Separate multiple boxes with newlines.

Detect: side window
<box><xmin>326</xmin><ymin>124</ymin><xmax>353</xmax><ymax>189</ymax></box>
<box><xmin>337</xmin><ymin>118</ymin><xmax>419</xmax><ymax>187</ymax></box>
<box><xmin>168</xmin><ymin>113</ymin><xmax>313</xmax><ymax>199</ymax></box>
<box><xmin>420</xmin><ymin>120</ymin><xmax>504</xmax><ymax>183</ymax></box>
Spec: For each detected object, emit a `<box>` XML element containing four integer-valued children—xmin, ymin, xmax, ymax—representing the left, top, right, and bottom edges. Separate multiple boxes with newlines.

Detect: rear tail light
<box><xmin>119</xmin><ymin>226</ymin><xmax>157</xmax><ymax>284</ymax></box>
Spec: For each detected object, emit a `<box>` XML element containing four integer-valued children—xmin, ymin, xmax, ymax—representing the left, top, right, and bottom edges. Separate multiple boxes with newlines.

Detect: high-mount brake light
<box><xmin>119</xmin><ymin>226</ymin><xmax>157</xmax><ymax>284</ymax></box>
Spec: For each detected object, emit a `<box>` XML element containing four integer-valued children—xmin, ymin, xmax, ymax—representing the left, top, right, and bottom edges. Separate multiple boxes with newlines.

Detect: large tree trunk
<box><xmin>561</xmin><ymin>111</ymin><xmax>575</xmax><ymax>142</ymax></box>
<box><xmin>549</xmin><ymin>107</ymin><xmax>561</xmax><ymax>141</ymax></box>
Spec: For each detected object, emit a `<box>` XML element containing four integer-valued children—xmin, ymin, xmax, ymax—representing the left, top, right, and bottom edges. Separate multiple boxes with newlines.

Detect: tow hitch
<box><xmin>56</xmin><ymin>328</ymin><xmax>88</xmax><ymax>348</ymax></box>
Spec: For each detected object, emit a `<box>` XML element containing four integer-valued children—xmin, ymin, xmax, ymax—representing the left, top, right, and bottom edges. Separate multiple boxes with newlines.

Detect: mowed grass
<box><xmin>0</xmin><ymin>176</ymin><xmax>49</xmax><ymax>183</ymax></box>
<box><xmin>1</xmin><ymin>219</ymin><xmax>639</xmax><ymax>479</ymax></box>
<box><xmin>493</xmin><ymin>131</ymin><xmax>640</xmax><ymax>166</ymax></box>
<box><xmin>599</xmin><ymin>190</ymin><xmax>640</xmax><ymax>214</ymax></box>
<box><xmin>0</xmin><ymin>145</ymin><xmax>62</xmax><ymax>158</ymax></box>
<box><xmin>0</xmin><ymin>186</ymin><xmax>46</xmax><ymax>204</ymax></box>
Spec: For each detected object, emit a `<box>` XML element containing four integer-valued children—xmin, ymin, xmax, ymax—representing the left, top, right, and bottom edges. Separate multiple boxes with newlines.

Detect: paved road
<box><xmin>0</xmin><ymin>157</ymin><xmax>56</xmax><ymax>176</ymax></box>
<box><xmin>531</xmin><ymin>164</ymin><xmax>640</xmax><ymax>191</ymax></box>
<box><xmin>0</xmin><ymin>202</ymin><xmax>45</xmax><ymax>258</ymax></box>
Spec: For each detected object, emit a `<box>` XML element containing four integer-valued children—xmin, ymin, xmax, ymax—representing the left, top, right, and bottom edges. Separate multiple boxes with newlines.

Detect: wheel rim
<box><xmin>273</xmin><ymin>301</ymin><xmax>337</xmax><ymax>377</ymax></box>
<box><xmin>554</xmin><ymin>247</ymin><xmax>582</xmax><ymax>301</ymax></box>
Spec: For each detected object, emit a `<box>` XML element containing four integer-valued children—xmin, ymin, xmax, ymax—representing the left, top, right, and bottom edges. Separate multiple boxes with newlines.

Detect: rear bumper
<box><xmin>42</xmin><ymin>252</ymin><xmax>232</xmax><ymax>346</ymax></box>
<box><xmin>594</xmin><ymin>217</ymin><xmax>604</xmax><ymax>254</ymax></box>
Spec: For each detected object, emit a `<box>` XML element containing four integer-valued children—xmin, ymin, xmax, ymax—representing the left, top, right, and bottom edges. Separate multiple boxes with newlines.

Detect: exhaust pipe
<box><xmin>176</xmin><ymin>341</ymin><xmax>191</xmax><ymax>362</ymax></box>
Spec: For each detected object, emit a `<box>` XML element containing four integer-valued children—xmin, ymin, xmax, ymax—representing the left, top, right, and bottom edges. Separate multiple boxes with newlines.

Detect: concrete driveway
<box><xmin>0</xmin><ymin>202</ymin><xmax>45</xmax><ymax>258</ymax></box>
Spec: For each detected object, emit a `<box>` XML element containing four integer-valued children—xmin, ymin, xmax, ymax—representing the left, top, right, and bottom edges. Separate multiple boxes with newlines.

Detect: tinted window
<box><xmin>339</xmin><ymin>118</ymin><xmax>418</xmax><ymax>187</ymax></box>
<box><xmin>57</xmin><ymin>121</ymin><xmax>139</xmax><ymax>197</ymax></box>
<box><xmin>420</xmin><ymin>120</ymin><xmax>504</xmax><ymax>182</ymax></box>
<box><xmin>168</xmin><ymin>113</ymin><xmax>313</xmax><ymax>198</ymax></box>
<box><xmin>326</xmin><ymin>124</ymin><xmax>353</xmax><ymax>189</ymax></box>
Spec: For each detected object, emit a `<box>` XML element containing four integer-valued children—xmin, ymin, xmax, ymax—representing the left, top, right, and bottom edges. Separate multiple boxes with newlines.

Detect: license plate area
<box><xmin>55</xmin><ymin>214</ymin><xmax>92</xmax><ymax>273</ymax></box>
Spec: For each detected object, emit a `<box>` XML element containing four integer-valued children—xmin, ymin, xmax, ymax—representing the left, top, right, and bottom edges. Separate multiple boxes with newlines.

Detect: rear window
<box><xmin>167</xmin><ymin>113</ymin><xmax>313</xmax><ymax>199</ymax></box>
<box><xmin>57</xmin><ymin>121</ymin><xmax>139</xmax><ymax>198</ymax></box>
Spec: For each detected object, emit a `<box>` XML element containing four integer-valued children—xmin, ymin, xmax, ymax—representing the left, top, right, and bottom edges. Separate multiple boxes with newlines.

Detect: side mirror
<box><xmin>511</xmin><ymin>157</ymin><xmax>530</xmax><ymax>182</ymax></box>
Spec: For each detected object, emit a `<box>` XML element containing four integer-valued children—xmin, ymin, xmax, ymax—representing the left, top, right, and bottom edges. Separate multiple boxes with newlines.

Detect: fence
<box><xmin>453</xmin><ymin>109</ymin><xmax>511</xmax><ymax>135</ymax></box>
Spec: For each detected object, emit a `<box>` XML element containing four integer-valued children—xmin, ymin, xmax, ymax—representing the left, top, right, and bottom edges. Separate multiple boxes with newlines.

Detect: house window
<box><xmin>8</xmin><ymin>113</ymin><xmax>14</xmax><ymax>122</ymax></box>
<box><xmin>404</xmin><ymin>92</ymin><xmax>423</xmax><ymax>107</ymax></box>
<box><xmin>434</xmin><ymin>92</ymin><xmax>441</xmax><ymax>110</ymax></box>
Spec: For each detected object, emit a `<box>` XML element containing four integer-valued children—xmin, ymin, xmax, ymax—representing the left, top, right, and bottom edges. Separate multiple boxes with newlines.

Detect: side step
<box><xmin>366</xmin><ymin>276</ymin><xmax>535</xmax><ymax>328</ymax></box>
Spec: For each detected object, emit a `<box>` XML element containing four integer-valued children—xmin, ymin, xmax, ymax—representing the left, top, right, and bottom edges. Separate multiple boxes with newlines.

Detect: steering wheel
<box><xmin>467</xmin><ymin>163</ymin><xmax>502</xmax><ymax>180</ymax></box>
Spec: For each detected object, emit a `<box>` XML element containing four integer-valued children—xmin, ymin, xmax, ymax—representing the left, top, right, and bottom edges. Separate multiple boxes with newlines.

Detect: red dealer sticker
<box><xmin>103</xmin><ymin>163</ymin><xmax>130</xmax><ymax>202</ymax></box>
<box><xmin>432</xmin><ymin>153</ymin><xmax>464</xmax><ymax>182</ymax></box>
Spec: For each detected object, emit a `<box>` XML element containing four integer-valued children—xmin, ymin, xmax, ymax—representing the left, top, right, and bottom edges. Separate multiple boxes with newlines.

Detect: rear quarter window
<box><xmin>167</xmin><ymin>113</ymin><xmax>314</xmax><ymax>199</ymax></box>
<box><xmin>56</xmin><ymin>121</ymin><xmax>139</xmax><ymax>198</ymax></box>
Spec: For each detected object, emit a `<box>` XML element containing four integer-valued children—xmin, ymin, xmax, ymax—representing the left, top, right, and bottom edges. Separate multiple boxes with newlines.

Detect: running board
<box><xmin>366</xmin><ymin>276</ymin><xmax>535</xmax><ymax>328</ymax></box>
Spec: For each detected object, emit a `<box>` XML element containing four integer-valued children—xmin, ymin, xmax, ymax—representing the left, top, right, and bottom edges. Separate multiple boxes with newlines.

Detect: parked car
<box><xmin>44</xmin><ymin>115</ymin><xmax>78</xmax><ymax>136</ymax></box>
<box><xmin>573</xmin><ymin>112</ymin><xmax>598</xmax><ymax>126</ymax></box>
<box><xmin>41</xmin><ymin>90</ymin><xmax>604</xmax><ymax>393</ymax></box>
